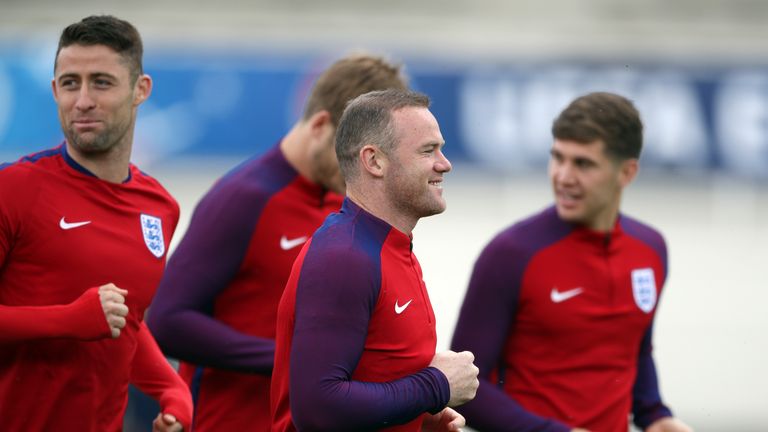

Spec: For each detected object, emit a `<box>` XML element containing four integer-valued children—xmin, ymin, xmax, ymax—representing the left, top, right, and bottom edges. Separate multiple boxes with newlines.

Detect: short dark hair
<box><xmin>303</xmin><ymin>54</ymin><xmax>408</xmax><ymax>127</ymax></box>
<box><xmin>552</xmin><ymin>92</ymin><xmax>643</xmax><ymax>160</ymax></box>
<box><xmin>335</xmin><ymin>89</ymin><xmax>430</xmax><ymax>180</ymax></box>
<box><xmin>55</xmin><ymin>15</ymin><xmax>144</xmax><ymax>83</ymax></box>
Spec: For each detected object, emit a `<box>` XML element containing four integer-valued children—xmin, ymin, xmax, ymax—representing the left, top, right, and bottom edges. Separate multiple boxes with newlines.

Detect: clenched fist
<box><xmin>98</xmin><ymin>283</ymin><xmax>128</xmax><ymax>338</ymax></box>
<box><xmin>429</xmin><ymin>350</ymin><xmax>479</xmax><ymax>407</ymax></box>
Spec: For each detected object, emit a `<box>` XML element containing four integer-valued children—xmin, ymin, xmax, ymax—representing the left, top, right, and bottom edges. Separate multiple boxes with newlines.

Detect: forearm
<box><xmin>147</xmin><ymin>188</ymin><xmax>275</xmax><ymax>371</ymax></box>
<box><xmin>147</xmin><ymin>308</ymin><xmax>274</xmax><ymax>372</ymax></box>
<box><xmin>632</xmin><ymin>325</ymin><xmax>672</xmax><ymax>428</ymax></box>
<box><xmin>291</xmin><ymin>365</ymin><xmax>450</xmax><ymax>431</ymax></box>
<box><xmin>458</xmin><ymin>380</ymin><xmax>570</xmax><ymax>432</ymax></box>
<box><xmin>131</xmin><ymin>322</ymin><xmax>193</xmax><ymax>430</ymax></box>
<box><xmin>288</xmin><ymin>307</ymin><xmax>450</xmax><ymax>430</ymax></box>
<box><xmin>0</xmin><ymin>286</ymin><xmax>110</xmax><ymax>343</ymax></box>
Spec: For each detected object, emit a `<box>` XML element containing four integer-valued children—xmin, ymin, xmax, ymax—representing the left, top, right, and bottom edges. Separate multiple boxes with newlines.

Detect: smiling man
<box><xmin>451</xmin><ymin>92</ymin><xmax>692</xmax><ymax>432</ymax></box>
<box><xmin>0</xmin><ymin>15</ymin><xmax>191</xmax><ymax>432</ymax></box>
<box><xmin>271</xmin><ymin>89</ymin><xmax>479</xmax><ymax>432</ymax></box>
<box><xmin>146</xmin><ymin>54</ymin><xmax>409</xmax><ymax>432</ymax></box>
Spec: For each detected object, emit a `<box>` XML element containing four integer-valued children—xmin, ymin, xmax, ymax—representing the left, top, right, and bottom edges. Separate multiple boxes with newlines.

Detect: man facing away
<box><xmin>451</xmin><ymin>92</ymin><xmax>693</xmax><ymax>432</ymax></box>
<box><xmin>271</xmin><ymin>89</ymin><xmax>480</xmax><ymax>432</ymax></box>
<box><xmin>147</xmin><ymin>54</ymin><xmax>409</xmax><ymax>431</ymax></box>
<box><xmin>0</xmin><ymin>15</ymin><xmax>192</xmax><ymax>432</ymax></box>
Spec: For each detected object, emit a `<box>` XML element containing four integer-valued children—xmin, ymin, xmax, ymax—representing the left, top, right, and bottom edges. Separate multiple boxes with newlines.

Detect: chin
<box><xmin>422</xmin><ymin>201</ymin><xmax>447</xmax><ymax>217</ymax></box>
<box><xmin>554</xmin><ymin>206</ymin><xmax>583</xmax><ymax>224</ymax></box>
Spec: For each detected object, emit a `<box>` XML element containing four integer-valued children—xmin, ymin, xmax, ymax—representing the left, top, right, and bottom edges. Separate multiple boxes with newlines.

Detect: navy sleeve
<box><xmin>147</xmin><ymin>177</ymin><xmax>275</xmax><ymax>372</ymax></box>
<box><xmin>624</xmin><ymin>217</ymin><xmax>674</xmax><ymax>428</ymax></box>
<box><xmin>632</xmin><ymin>321</ymin><xmax>673</xmax><ymax>428</ymax></box>
<box><xmin>451</xmin><ymin>234</ymin><xmax>570</xmax><ymax>432</ymax></box>
<box><xmin>289</xmin><ymin>243</ymin><xmax>450</xmax><ymax>431</ymax></box>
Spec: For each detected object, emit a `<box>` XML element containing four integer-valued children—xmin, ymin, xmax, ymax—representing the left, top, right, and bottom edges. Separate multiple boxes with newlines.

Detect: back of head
<box><xmin>551</xmin><ymin>92</ymin><xmax>643</xmax><ymax>160</ymax></box>
<box><xmin>55</xmin><ymin>15</ymin><xmax>144</xmax><ymax>83</ymax></box>
<box><xmin>335</xmin><ymin>89</ymin><xmax>430</xmax><ymax>181</ymax></box>
<box><xmin>303</xmin><ymin>54</ymin><xmax>409</xmax><ymax>128</ymax></box>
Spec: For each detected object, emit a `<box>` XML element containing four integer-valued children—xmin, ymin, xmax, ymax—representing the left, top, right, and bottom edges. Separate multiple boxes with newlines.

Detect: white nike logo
<box><xmin>395</xmin><ymin>299</ymin><xmax>413</xmax><ymax>314</ymax></box>
<box><xmin>280</xmin><ymin>235</ymin><xmax>308</xmax><ymax>251</ymax></box>
<box><xmin>550</xmin><ymin>287</ymin><xmax>584</xmax><ymax>303</ymax></box>
<box><xmin>59</xmin><ymin>217</ymin><xmax>91</xmax><ymax>230</ymax></box>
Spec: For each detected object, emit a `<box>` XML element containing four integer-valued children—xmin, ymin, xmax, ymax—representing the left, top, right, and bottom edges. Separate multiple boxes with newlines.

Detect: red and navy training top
<box><xmin>147</xmin><ymin>144</ymin><xmax>343</xmax><ymax>431</ymax></box>
<box><xmin>0</xmin><ymin>145</ymin><xmax>190</xmax><ymax>431</ymax></box>
<box><xmin>271</xmin><ymin>198</ymin><xmax>450</xmax><ymax>432</ymax></box>
<box><xmin>452</xmin><ymin>206</ymin><xmax>673</xmax><ymax>432</ymax></box>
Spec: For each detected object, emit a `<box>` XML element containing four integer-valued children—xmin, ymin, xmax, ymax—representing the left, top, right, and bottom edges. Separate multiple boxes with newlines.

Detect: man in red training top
<box><xmin>271</xmin><ymin>89</ymin><xmax>479</xmax><ymax>431</ymax></box>
<box><xmin>147</xmin><ymin>54</ymin><xmax>409</xmax><ymax>431</ymax></box>
<box><xmin>451</xmin><ymin>92</ymin><xmax>692</xmax><ymax>432</ymax></box>
<box><xmin>0</xmin><ymin>15</ymin><xmax>192</xmax><ymax>432</ymax></box>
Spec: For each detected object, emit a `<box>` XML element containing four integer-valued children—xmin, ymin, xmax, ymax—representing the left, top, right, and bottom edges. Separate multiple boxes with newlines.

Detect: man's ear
<box><xmin>306</xmin><ymin>110</ymin><xmax>335</xmax><ymax>152</ymax></box>
<box><xmin>51</xmin><ymin>78</ymin><xmax>59</xmax><ymax>101</ymax></box>
<box><xmin>619</xmin><ymin>158</ymin><xmax>639</xmax><ymax>188</ymax></box>
<box><xmin>307</xmin><ymin>110</ymin><xmax>333</xmax><ymax>137</ymax></box>
<box><xmin>360</xmin><ymin>144</ymin><xmax>386</xmax><ymax>178</ymax></box>
<box><xmin>133</xmin><ymin>74</ymin><xmax>153</xmax><ymax>106</ymax></box>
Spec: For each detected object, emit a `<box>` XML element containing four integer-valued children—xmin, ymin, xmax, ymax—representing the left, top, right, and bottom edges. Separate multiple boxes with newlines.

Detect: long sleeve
<box><xmin>451</xmin><ymin>236</ymin><xmax>570</xmax><ymax>432</ymax></box>
<box><xmin>632</xmin><ymin>323</ymin><xmax>673</xmax><ymax>428</ymax></box>
<box><xmin>131</xmin><ymin>321</ymin><xmax>193</xmax><ymax>430</ymax></box>
<box><xmin>0</xmin><ymin>286</ymin><xmax>111</xmax><ymax>343</ymax></box>
<box><xmin>288</xmin><ymin>245</ymin><xmax>450</xmax><ymax>431</ymax></box>
<box><xmin>147</xmin><ymin>178</ymin><xmax>276</xmax><ymax>372</ymax></box>
<box><xmin>3</xmin><ymin>168</ymin><xmax>114</xmax><ymax>344</ymax></box>
<box><xmin>623</xmin><ymin>218</ymin><xmax>674</xmax><ymax>428</ymax></box>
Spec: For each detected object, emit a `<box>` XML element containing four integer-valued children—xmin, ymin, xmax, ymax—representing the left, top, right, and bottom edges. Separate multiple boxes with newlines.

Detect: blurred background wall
<box><xmin>1</xmin><ymin>1</ymin><xmax>766</xmax><ymax>430</ymax></box>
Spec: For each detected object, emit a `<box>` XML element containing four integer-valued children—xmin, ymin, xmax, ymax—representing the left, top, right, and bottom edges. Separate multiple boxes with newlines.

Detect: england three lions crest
<box><xmin>631</xmin><ymin>268</ymin><xmax>657</xmax><ymax>313</ymax></box>
<box><xmin>140</xmin><ymin>214</ymin><xmax>165</xmax><ymax>258</ymax></box>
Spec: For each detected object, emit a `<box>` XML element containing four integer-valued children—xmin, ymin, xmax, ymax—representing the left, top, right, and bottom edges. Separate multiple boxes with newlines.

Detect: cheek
<box><xmin>591</xmin><ymin>178</ymin><xmax>616</xmax><ymax>200</ymax></box>
<box><xmin>56</xmin><ymin>94</ymin><xmax>75</xmax><ymax>111</ymax></box>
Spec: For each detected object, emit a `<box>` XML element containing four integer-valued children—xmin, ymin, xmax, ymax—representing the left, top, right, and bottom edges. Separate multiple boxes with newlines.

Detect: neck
<box><xmin>65</xmin><ymin>139</ymin><xmax>132</xmax><ymax>183</ymax></box>
<box><xmin>280</xmin><ymin>122</ymin><xmax>314</xmax><ymax>181</ymax></box>
<box><xmin>347</xmin><ymin>183</ymin><xmax>417</xmax><ymax>235</ymax></box>
<box><xmin>589</xmin><ymin>199</ymin><xmax>621</xmax><ymax>232</ymax></box>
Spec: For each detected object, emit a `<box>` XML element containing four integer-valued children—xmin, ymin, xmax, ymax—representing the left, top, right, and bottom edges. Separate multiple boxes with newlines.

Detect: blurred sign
<box><xmin>1</xmin><ymin>46</ymin><xmax>767</xmax><ymax>178</ymax></box>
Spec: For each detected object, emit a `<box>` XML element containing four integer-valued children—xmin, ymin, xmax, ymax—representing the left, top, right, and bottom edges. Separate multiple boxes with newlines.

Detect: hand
<box><xmin>98</xmin><ymin>283</ymin><xmax>128</xmax><ymax>338</ymax></box>
<box><xmin>429</xmin><ymin>350</ymin><xmax>479</xmax><ymax>407</ymax></box>
<box><xmin>571</xmin><ymin>429</ymin><xmax>591</xmax><ymax>432</ymax></box>
<box><xmin>153</xmin><ymin>413</ymin><xmax>183</xmax><ymax>432</ymax></box>
<box><xmin>646</xmin><ymin>417</ymin><xmax>693</xmax><ymax>432</ymax></box>
<box><xmin>422</xmin><ymin>407</ymin><xmax>465</xmax><ymax>431</ymax></box>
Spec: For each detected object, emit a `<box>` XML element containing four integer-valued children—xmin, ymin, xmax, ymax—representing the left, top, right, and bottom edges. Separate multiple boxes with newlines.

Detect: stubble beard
<box><xmin>65</xmin><ymin>115</ymin><xmax>132</xmax><ymax>156</ymax></box>
<box><xmin>386</xmin><ymin>171</ymin><xmax>445</xmax><ymax>221</ymax></box>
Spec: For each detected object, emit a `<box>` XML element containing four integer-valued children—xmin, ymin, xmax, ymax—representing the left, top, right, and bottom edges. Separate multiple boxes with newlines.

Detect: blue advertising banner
<box><xmin>1</xmin><ymin>45</ymin><xmax>767</xmax><ymax>178</ymax></box>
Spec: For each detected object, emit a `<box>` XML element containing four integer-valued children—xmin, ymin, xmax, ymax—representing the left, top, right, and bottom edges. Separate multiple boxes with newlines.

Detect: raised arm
<box><xmin>0</xmin><ymin>284</ymin><xmax>127</xmax><ymax>344</ymax></box>
<box><xmin>0</xmin><ymin>174</ymin><xmax>112</xmax><ymax>344</ymax></box>
<box><xmin>288</xmin><ymin>249</ymin><xmax>451</xmax><ymax>431</ymax></box>
<box><xmin>147</xmin><ymin>179</ymin><xmax>276</xmax><ymax>372</ymax></box>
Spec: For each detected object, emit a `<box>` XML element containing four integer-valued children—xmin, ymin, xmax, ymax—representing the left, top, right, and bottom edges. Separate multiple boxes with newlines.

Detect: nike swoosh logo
<box><xmin>550</xmin><ymin>287</ymin><xmax>584</xmax><ymax>303</ymax></box>
<box><xmin>280</xmin><ymin>235</ymin><xmax>308</xmax><ymax>251</ymax></box>
<box><xmin>395</xmin><ymin>299</ymin><xmax>413</xmax><ymax>314</ymax></box>
<box><xmin>60</xmin><ymin>217</ymin><xmax>92</xmax><ymax>230</ymax></box>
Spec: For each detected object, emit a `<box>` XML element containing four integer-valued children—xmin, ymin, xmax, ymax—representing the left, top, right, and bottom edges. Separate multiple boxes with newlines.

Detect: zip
<box><xmin>603</xmin><ymin>232</ymin><xmax>616</xmax><ymax>305</ymax></box>
<box><xmin>409</xmin><ymin>249</ymin><xmax>432</xmax><ymax>323</ymax></box>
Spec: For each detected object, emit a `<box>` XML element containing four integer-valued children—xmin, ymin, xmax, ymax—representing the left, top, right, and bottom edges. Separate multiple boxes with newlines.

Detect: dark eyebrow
<box><xmin>90</xmin><ymin>72</ymin><xmax>118</xmax><ymax>81</ymax></box>
<box><xmin>57</xmin><ymin>73</ymin><xmax>79</xmax><ymax>82</ymax></box>
<box><xmin>57</xmin><ymin>72</ymin><xmax>118</xmax><ymax>82</ymax></box>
